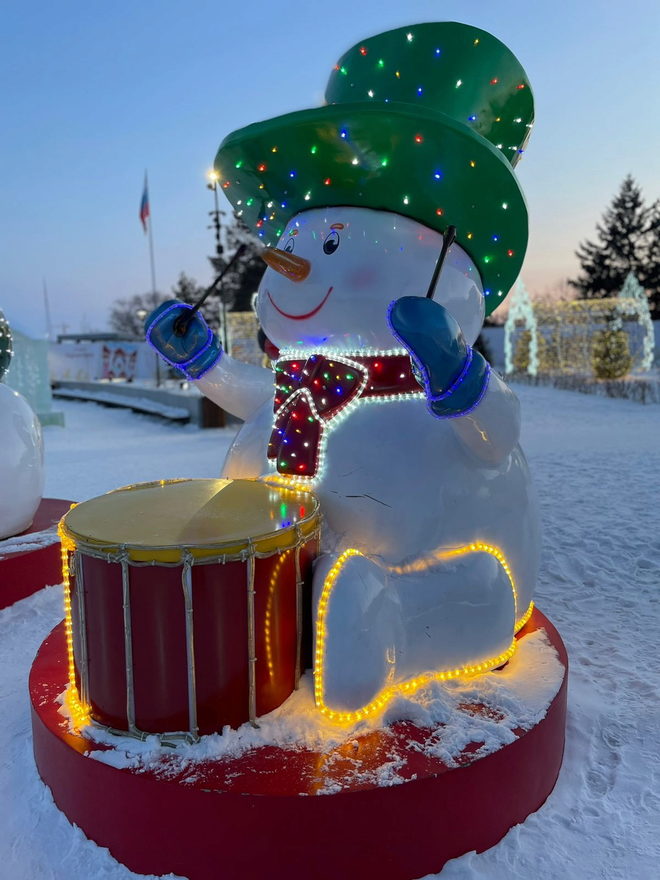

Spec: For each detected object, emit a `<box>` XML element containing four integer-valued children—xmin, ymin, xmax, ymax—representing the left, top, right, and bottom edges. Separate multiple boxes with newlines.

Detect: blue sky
<box><xmin>1</xmin><ymin>0</ymin><xmax>658</xmax><ymax>336</ymax></box>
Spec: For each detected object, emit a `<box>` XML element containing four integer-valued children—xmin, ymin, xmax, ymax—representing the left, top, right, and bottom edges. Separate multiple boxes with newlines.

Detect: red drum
<box><xmin>59</xmin><ymin>479</ymin><xmax>320</xmax><ymax>741</ymax></box>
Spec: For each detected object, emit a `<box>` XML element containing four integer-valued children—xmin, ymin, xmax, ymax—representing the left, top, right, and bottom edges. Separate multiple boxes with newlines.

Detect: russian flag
<box><xmin>139</xmin><ymin>175</ymin><xmax>150</xmax><ymax>232</ymax></box>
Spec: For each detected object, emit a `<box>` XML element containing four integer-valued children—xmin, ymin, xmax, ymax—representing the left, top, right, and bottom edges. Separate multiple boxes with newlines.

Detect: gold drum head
<box><xmin>61</xmin><ymin>479</ymin><xmax>320</xmax><ymax>562</ymax></box>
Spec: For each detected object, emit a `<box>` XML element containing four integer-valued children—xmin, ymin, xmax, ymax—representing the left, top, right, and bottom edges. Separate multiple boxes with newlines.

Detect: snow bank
<box><xmin>0</xmin><ymin>391</ymin><xmax>658</xmax><ymax>879</ymax></box>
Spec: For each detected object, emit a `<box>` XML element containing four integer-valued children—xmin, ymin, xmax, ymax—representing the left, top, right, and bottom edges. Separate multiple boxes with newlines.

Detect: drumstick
<box><xmin>174</xmin><ymin>244</ymin><xmax>248</xmax><ymax>337</ymax></box>
<box><xmin>425</xmin><ymin>226</ymin><xmax>457</xmax><ymax>299</ymax></box>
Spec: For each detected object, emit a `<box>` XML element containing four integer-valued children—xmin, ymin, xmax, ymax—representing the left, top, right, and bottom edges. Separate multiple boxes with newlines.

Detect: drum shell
<box><xmin>68</xmin><ymin>538</ymin><xmax>317</xmax><ymax>736</ymax></box>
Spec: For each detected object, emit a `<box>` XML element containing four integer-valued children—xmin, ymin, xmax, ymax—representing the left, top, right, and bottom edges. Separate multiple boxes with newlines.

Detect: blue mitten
<box><xmin>388</xmin><ymin>297</ymin><xmax>489</xmax><ymax>418</ymax></box>
<box><xmin>144</xmin><ymin>300</ymin><xmax>222</xmax><ymax>380</ymax></box>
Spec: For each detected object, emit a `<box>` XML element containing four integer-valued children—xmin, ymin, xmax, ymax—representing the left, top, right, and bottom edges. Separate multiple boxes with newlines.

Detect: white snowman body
<box><xmin>0</xmin><ymin>383</ymin><xmax>44</xmax><ymax>540</ymax></box>
<box><xmin>196</xmin><ymin>206</ymin><xmax>540</xmax><ymax>717</ymax></box>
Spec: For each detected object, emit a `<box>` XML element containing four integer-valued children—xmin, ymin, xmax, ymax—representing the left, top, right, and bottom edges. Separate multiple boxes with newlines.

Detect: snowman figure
<box><xmin>147</xmin><ymin>22</ymin><xmax>540</xmax><ymax>719</ymax></box>
<box><xmin>0</xmin><ymin>309</ymin><xmax>44</xmax><ymax>540</ymax></box>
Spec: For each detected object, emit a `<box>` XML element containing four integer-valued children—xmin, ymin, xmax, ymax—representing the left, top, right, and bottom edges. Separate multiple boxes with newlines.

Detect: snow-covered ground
<box><xmin>1</xmin><ymin>387</ymin><xmax>659</xmax><ymax>879</ymax></box>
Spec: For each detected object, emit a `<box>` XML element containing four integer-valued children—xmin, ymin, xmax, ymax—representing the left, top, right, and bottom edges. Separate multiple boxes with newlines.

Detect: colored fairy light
<box><xmin>378</xmin><ymin>58</ymin><xmax>384</xmax><ymax>68</ymax></box>
<box><xmin>406</xmin><ymin>32</ymin><xmax>413</xmax><ymax>41</ymax></box>
<box><xmin>502</xmin><ymin>202</ymin><xmax>508</xmax><ymax>209</ymax></box>
<box><xmin>340</xmin><ymin>66</ymin><xmax>347</xmax><ymax>75</ymax></box>
<box><xmin>403</xmin><ymin>195</ymin><xmax>410</xmax><ymax>204</ymax></box>
<box><xmin>340</xmin><ymin>128</ymin><xmax>348</xmax><ymax>139</ymax></box>
<box><xmin>492</xmin><ymin>234</ymin><xmax>499</xmax><ymax>242</ymax></box>
<box><xmin>289</xmin><ymin>170</ymin><xmax>296</xmax><ymax>178</ymax></box>
<box><xmin>310</xmin><ymin>145</ymin><xmax>318</xmax><ymax>154</ymax></box>
<box><xmin>304</xmin><ymin>192</ymin><xmax>311</xmax><ymax>200</ymax></box>
<box><xmin>395</xmin><ymin>70</ymin><xmax>401</xmax><ymax>78</ymax></box>
<box><xmin>517</xmin><ymin>83</ymin><xmax>526</xmax><ymax>89</ymax></box>
<box><xmin>359</xmin><ymin>45</ymin><xmax>368</xmax><ymax>55</ymax></box>
<box><xmin>417</xmin><ymin>87</ymin><xmax>423</xmax><ymax>95</ymax></box>
<box><xmin>324</xmin><ymin>177</ymin><xmax>331</xmax><ymax>185</ymax></box>
<box><xmin>490</xmin><ymin>77</ymin><xmax>499</xmax><ymax>84</ymax></box>
<box><xmin>497</xmin><ymin>290</ymin><xmax>503</xmax><ymax>296</ymax></box>
<box><xmin>414</xmin><ymin>134</ymin><xmax>423</xmax><ymax>143</ymax></box>
<box><xmin>257</xmin><ymin>163</ymin><xmax>266</xmax><ymax>172</ymax></box>
<box><xmin>351</xmin><ymin>158</ymin><xmax>359</xmax><ymax>165</ymax></box>
<box><xmin>514</xmin><ymin>117</ymin><xmax>522</xmax><ymax>123</ymax></box>
<box><xmin>467</xmin><ymin>232</ymin><xmax>473</xmax><ymax>239</ymax></box>
<box><xmin>222</xmin><ymin>181</ymin><xmax>230</xmax><ymax>189</ymax></box>
<box><xmin>269</xmin><ymin>349</ymin><xmax>423</xmax><ymax>485</ymax></box>
<box><xmin>433</xmin><ymin>171</ymin><xmax>442</xmax><ymax>179</ymax></box>
<box><xmin>380</xmin><ymin>157</ymin><xmax>389</xmax><ymax>167</ymax></box>
<box><xmin>456</xmin><ymin>79</ymin><xmax>462</xmax><ymax>88</ymax></box>
<box><xmin>473</xmin><ymin>38</ymin><xmax>480</xmax><ymax>45</ymax></box>
<box><xmin>235</xmin><ymin>159</ymin><xmax>243</xmax><ymax>168</ymax></box>
<box><xmin>256</xmin><ymin>219</ymin><xmax>264</xmax><ymax>228</ymax></box>
<box><xmin>246</xmin><ymin>198</ymin><xmax>254</xmax><ymax>206</ymax></box>
<box><xmin>469</xmin><ymin>160</ymin><xmax>476</xmax><ymax>167</ymax></box>
<box><xmin>484</xmin><ymin>255</ymin><xmax>492</xmax><ymax>263</ymax></box>
<box><xmin>468</xmin><ymin>115</ymin><xmax>477</xmax><ymax>122</ymax></box>
<box><xmin>507</xmin><ymin>249</ymin><xmax>514</xmax><ymax>257</ymax></box>
<box><xmin>367</xmin><ymin>89</ymin><xmax>374</xmax><ymax>97</ymax></box>
<box><xmin>436</xmin><ymin>208</ymin><xmax>443</xmax><ymax>216</ymax></box>
<box><xmin>435</xmin><ymin>48</ymin><xmax>441</xmax><ymax>55</ymax></box>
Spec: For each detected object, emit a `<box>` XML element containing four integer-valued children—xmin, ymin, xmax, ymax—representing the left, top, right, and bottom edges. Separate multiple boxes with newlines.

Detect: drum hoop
<box><xmin>59</xmin><ymin>516</ymin><xmax>321</xmax><ymax>564</ymax></box>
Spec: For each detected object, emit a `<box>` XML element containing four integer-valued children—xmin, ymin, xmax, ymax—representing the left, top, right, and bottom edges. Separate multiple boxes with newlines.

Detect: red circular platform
<box><xmin>0</xmin><ymin>498</ymin><xmax>72</xmax><ymax>610</ymax></box>
<box><xmin>31</xmin><ymin>608</ymin><xmax>567</xmax><ymax>880</ymax></box>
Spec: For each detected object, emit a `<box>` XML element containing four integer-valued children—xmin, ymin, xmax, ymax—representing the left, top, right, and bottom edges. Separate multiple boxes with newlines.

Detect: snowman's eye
<box><xmin>283</xmin><ymin>237</ymin><xmax>295</xmax><ymax>253</ymax></box>
<box><xmin>323</xmin><ymin>231</ymin><xmax>340</xmax><ymax>255</ymax></box>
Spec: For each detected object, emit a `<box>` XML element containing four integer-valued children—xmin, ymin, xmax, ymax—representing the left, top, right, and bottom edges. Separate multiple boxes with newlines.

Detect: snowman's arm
<box><xmin>448</xmin><ymin>369</ymin><xmax>520</xmax><ymax>464</ymax></box>
<box><xmin>194</xmin><ymin>354</ymin><xmax>274</xmax><ymax>421</ymax></box>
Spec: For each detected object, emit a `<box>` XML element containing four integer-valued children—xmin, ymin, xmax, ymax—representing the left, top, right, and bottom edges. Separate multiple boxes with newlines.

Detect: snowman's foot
<box><xmin>393</xmin><ymin>548</ymin><xmax>517</xmax><ymax>680</ymax></box>
<box><xmin>312</xmin><ymin>551</ymin><xmax>403</xmax><ymax>716</ymax></box>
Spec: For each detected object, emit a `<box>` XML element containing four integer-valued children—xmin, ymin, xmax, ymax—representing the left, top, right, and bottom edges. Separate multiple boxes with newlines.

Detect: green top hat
<box><xmin>214</xmin><ymin>21</ymin><xmax>534</xmax><ymax>313</ymax></box>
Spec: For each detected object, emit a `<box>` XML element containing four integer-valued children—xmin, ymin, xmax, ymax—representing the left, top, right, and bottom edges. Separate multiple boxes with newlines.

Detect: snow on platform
<box><xmin>1</xmin><ymin>389</ymin><xmax>659</xmax><ymax>879</ymax></box>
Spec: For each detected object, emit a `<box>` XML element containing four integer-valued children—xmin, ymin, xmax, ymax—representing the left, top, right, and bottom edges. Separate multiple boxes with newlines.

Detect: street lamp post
<box><xmin>136</xmin><ymin>306</ymin><xmax>160</xmax><ymax>388</ymax></box>
<box><xmin>206</xmin><ymin>170</ymin><xmax>229</xmax><ymax>353</ymax></box>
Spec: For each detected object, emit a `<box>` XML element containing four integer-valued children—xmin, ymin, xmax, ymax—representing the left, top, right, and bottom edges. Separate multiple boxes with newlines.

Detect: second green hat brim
<box><xmin>214</xmin><ymin>102</ymin><xmax>527</xmax><ymax>312</ymax></box>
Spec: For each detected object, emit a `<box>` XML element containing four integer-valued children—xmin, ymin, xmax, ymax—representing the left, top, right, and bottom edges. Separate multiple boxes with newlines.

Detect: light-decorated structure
<box><xmin>505</xmin><ymin>273</ymin><xmax>655</xmax><ymax>377</ymax></box>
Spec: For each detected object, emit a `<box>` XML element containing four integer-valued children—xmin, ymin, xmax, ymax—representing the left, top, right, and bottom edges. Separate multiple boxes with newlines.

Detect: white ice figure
<box><xmin>195</xmin><ymin>207</ymin><xmax>540</xmax><ymax>716</ymax></box>
<box><xmin>0</xmin><ymin>384</ymin><xmax>44</xmax><ymax>539</ymax></box>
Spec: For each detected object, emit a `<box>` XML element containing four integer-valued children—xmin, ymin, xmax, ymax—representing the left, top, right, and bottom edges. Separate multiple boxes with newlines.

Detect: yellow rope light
<box><xmin>58</xmin><ymin>518</ymin><xmax>91</xmax><ymax>730</ymax></box>
<box><xmin>514</xmin><ymin>599</ymin><xmax>534</xmax><ymax>633</ymax></box>
<box><xmin>314</xmin><ymin>542</ymin><xmax>526</xmax><ymax>725</ymax></box>
<box><xmin>263</xmin><ymin>549</ymin><xmax>292</xmax><ymax>677</ymax></box>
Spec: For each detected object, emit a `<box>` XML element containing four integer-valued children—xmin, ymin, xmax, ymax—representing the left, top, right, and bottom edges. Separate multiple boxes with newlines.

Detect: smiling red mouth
<box><xmin>266</xmin><ymin>286</ymin><xmax>333</xmax><ymax>320</ymax></box>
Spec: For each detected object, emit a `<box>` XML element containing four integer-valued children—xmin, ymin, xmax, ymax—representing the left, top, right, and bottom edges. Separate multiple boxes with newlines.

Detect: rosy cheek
<box><xmin>345</xmin><ymin>266</ymin><xmax>381</xmax><ymax>290</ymax></box>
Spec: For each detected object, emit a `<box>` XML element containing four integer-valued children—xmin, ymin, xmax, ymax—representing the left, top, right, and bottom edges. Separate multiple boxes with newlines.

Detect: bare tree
<box><xmin>108</xmin><ymin>291</ymin><xmax>169</xmax><ymax>337</ymax></box>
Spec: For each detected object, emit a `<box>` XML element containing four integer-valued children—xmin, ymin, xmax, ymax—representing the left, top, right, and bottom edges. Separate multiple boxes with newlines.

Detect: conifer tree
<box><xmin>209</xmin><ymin>219</ymin><xmax>265</xmax><ymax>313</ymax></box>
<box><xmin>638</xmin><ymin>201</ymin><xmax>660</xmax><ymax>318</ymax></box>
<box><xmin>570</xmin><ymin>176</ymin><xmax>652</xmax><ymax>302</ymax></box>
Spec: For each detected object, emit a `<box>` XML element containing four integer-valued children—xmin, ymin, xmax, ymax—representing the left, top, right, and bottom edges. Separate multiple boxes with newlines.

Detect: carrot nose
<box><xmin>261</xmin><ymin>247</ymin><xmax>311</xmax><ymax>282</ymax></box>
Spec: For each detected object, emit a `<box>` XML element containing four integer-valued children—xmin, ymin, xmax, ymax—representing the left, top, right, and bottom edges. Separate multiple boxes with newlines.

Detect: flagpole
<box><xmin>141</xmin><ymin>170</ymin><xmax>159</xmax><ymax>386</ymax></box>
<box><xmin>43</xmin><ymin>278</ymin><xmax>53</xmax><ymax>340</ymax></box>
<box><xmin>145</xmin><ymin>171</ymin><xmax>157</xmax><ymax>296</ymax></box>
